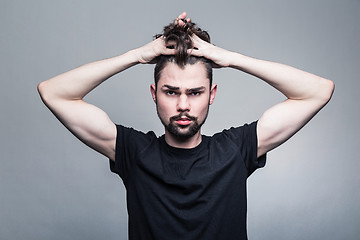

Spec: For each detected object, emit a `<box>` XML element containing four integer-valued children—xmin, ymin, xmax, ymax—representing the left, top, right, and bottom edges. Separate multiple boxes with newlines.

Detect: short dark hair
<box><xmin>154</xmin><ymin>20</ymin><xmax>213</xmax><ymax>87</ymax></box>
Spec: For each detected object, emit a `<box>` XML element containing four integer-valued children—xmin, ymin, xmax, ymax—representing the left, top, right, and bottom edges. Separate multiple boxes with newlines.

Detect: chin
<box><xmin>167</xmin><ymin>123</ymin><xmax>201</xmax><ymax>140</ymax></box>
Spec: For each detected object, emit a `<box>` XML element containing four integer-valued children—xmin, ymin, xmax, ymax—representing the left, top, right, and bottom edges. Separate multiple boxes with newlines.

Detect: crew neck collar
<box><xmin>160</xmin><ymin>135</ymin><xmax>208</xmax><ymax>154</ymax></box>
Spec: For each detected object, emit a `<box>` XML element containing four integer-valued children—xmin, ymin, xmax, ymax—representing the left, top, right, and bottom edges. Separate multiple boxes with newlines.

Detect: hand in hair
<box><xmin>135</xmin><ymin>12</ymin><xmax>191</xmax><ymax>64</ymax></box>
<box><xmin>173</xmin><ymin>12</ymin><xmax>232</xmax><ymax>68</ymax></box>
<box><xmin>135</xmin><ymin>36</ymin><xmax>176</xmax><ymax>64</ymax></box>
<box><xmin>188</xmin><ymin>34</ymin><xmax>233</xmax><ymax>68</ymax></box>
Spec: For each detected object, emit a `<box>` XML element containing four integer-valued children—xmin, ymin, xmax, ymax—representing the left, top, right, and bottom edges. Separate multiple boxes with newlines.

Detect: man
<box><xmin>38</xmin><ymin>12</ymin><xmax>334</xmax><ymax>240</ymax></box>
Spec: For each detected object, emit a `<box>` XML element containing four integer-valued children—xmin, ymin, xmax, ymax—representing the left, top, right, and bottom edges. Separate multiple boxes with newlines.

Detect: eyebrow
<box><xmin>185</xmin><ymin>87</ymin><xmax>206</xmax><ymax>93</ymax></box>
<box><xmin>161</xmin><ymin>85</ymin><xmax>206</xmax><ymax>92</ymax></box>
<box><xmin>162</xmin><ymin>85</ymin><xmax>179</xmax><ymax>91</ymax></box>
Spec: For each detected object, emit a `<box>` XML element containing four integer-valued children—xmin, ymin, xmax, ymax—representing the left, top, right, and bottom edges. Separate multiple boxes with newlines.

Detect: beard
<box><xmin>166</xmin><ymin>113</ymin><xmax>202</xmax><ymax>139</ymax></box>
<box><xmin>157</xmin><ymin>108</ymin><xmax>209</xmax><ymax>140</ymax></box>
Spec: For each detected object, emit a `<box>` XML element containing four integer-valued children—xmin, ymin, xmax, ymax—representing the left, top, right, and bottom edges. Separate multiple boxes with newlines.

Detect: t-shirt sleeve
<box><xmin>224</xmin><ymin>121</ymin><xmax>267</xmax><ymax>177</ymax></box>
<box><xmin>109</xmin><ymin>125</ymin><xmax>156</xmax><ymax>185</ymax></box>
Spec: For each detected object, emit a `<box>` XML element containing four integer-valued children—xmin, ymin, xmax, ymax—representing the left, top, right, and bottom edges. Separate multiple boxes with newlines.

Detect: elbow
<box><xmin>37</xmin><ymin>81</ymin><xmax>45</xmax><ymax>97</ymax></box>
<box><xmin>37</xmin><ymin>81</ymin><xmax>47</xmax><ymax>100</ymax></box>
<box><xmin>316</xmin><ymin>78</ymin><xmax>335</xmax><ymax>105</ymax></box>
<box><xmin>323</xmin><ymin>78</ymin><xmax>335</xmax><ymax>103</ymax></box>
<box><xmin>37</xmin><ymin>81</ymin><xmax>52</xmax><ymax>106</ymax></box>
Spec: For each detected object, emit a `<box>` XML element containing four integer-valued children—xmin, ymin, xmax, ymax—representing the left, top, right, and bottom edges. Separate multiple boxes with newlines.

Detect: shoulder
<box><xmin>113</xmin><ymin>124</ymin><xmax>158</xmax><ymax>158</ymax></box>
<box><xmin>115</xmin><ymin>124</ymin><xmax>156</xmax><ymax>137</ymax></box>
<box><xmin>115</xmin><ymin>124</ymin><xmax>157</xmax><ymax>144</ymax></box>
<box><xmin>210</xmin><ymin>121</ymin><xmax>265</xmax><ymax>176</ymax></box>
<box><xmin>212</xmin><ymin>121</ymin><xmax>258</xmax><ymax>144</ymax></box>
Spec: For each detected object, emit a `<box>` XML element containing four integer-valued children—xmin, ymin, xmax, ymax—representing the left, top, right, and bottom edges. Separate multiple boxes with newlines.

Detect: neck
<box><xmin>164</xmin><ymin>130</ymin><xmax>202</xmax><ymax>149</ymax></box>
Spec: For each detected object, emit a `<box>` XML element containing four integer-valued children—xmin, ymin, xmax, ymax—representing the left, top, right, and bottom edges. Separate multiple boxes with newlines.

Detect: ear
<box><xmin>150</xmin><ymin>84</ymin><xmax>157</xmax><ymax>103</ymax></box>
<box><xmin>209</xmin><ymin>83</ymin><xmax>217</xmax><ymax>105</ymax></box>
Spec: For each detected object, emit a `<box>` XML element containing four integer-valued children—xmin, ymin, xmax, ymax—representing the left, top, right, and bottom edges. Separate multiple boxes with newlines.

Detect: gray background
<box><xmin>1</xmin><ymin>0</ymin><xmax>359</xmax><ymax>239</ymax></box>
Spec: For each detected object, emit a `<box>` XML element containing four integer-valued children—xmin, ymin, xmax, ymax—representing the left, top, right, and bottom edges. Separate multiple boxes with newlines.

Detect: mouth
<box><xmin>175</xmin><ymin>118</ymin><xmax>192</xmax><ymax>126</ymax></box>
<box><xmin>171</xmin><ymin>114</ymin><xmax>196</xmax><ymax>127</ymax></box>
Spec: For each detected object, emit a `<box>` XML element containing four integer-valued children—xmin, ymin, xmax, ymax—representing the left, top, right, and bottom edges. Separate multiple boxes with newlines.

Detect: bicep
<box><xmin>257</xmin><ymin>98</ymin><xmax>325</xmax><ymax>157</ymax></box>
<box><xmin>45</xmin><ymin>99</ymin><xmax>116</xmax><ymax>160</ymax></box>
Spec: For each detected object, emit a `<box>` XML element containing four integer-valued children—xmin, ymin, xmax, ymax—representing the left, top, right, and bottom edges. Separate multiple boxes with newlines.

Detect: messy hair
<box><xmin>154</xmin><ymin>20</ymin><xmax>213</xmax><ymax>87</ymax></box>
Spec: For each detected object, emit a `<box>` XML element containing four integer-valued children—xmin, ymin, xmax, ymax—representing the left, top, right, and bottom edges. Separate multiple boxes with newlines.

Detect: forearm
<box><xmin>190</xmin><ymin>34</ymin><xmax>333</xmax><ymax>103</ymax></box>
<box><xmin>38</xmin><ymin>49</ymin><xmax>140</xmax><ymax>103</ymax></box>
<box><xmin>227</xmin><ymin>52</ymin><xmax>334</xmax><ymax>102</ymax></box>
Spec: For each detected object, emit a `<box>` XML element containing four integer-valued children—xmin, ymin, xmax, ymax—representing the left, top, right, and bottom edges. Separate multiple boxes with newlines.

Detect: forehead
<box><xmin>158</xmin><ymin>62</ymin><xmax>209</xmax><ymax>89</ymax></box>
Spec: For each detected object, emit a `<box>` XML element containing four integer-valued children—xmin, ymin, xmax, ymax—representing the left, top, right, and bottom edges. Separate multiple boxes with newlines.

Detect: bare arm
<box><xmin>189</xmin><ymin>34</ymin><xmax>334</xmax><ymax>157</ymax></box>
<box><xmin>229</xmin><ymin>55</ymin><xmax>334</xmax><ymax>157</ymax></box>
<box><xmin>38</xmin><ymin>37</ymin><xmax>175</xmax><ymax>161</ymax></box>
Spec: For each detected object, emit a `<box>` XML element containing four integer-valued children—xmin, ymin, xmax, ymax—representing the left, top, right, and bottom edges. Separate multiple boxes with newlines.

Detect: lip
<box><xmin>175</xmin><ymin>118</ymin><xmax>192</xmax><ymax>125</ymax></box>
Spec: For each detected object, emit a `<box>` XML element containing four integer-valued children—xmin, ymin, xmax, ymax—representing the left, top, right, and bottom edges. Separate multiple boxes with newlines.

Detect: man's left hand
<box><xmin>188</xmin><ymin>34</ymin><xmax>233</xmax><ymax>68</ymax></box>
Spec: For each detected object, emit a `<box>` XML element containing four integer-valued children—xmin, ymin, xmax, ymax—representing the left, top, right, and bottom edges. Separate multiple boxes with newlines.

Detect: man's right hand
<box><xmin>135</xmin><ymin>11</ymin><xmax>192</xmax><ymax>64</ymax></box>
<box><xmin>135</xmin><ymin>36</ymin><xmax>176</xmax><ymax>64</ymax></box>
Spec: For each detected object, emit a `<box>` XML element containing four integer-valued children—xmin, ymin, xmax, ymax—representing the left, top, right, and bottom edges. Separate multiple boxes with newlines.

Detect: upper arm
<box><xmin>257</xmin><ymin>95</ymin><xmax>331</xmax><ymax>157</ymax></box>
<box><xmin>40</xmin><ymin>94</ymin><xmax>117</xmax><ymax>160</ymax></box>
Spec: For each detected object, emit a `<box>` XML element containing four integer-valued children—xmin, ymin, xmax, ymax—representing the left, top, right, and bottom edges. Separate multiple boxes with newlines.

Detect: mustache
<box><xmin>169</xmin><ymin>113</ymin><xmax>197</xmax><ymax>122</ymax></box>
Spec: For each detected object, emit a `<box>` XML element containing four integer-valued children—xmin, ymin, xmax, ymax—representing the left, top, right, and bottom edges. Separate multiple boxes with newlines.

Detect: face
<box><xmin>151</xmin><ymin>62</ymin><xmax>217</xmax><ymax>140</ymax></box>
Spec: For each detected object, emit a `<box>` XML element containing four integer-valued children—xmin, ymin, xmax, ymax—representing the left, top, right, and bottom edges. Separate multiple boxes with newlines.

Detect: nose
<box><xmin>177</xmin><ymin>94</ymin><xmax>190</xmax><ymax>112</ymax></box>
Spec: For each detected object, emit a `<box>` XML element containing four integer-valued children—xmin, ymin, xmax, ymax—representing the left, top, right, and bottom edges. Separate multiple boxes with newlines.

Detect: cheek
<box><xmin>200</xmin><ymin>105</ymin><xmax>209</xmax><ymax>116</ymax></box>
<box><xmin>193</xmin><ymin>99</ymin><xmax>210</xmax><ymax>117</ymax></box>
<box><xmin>156</xmin><ymin>97</ymin><xmax>174</xmax><ymax>116</ymax></box>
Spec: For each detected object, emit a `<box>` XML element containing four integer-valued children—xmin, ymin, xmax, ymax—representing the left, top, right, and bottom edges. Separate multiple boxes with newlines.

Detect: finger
<box><xmin>163</xmin><ymin>48</ymin><xmax>176</xmax><ymax>55</ymax></box>
<box><xmin>189</xmin><ymin>35</ymin><xmax>202</xmax><ymax>48</ymax></box>
<box><xmin>187</xmin><ymin>48</ymin><xmax>202</xmax><ymax>57</ymax></box>
<box><xmin>178</xmin><ymin>11</ymin><xmax>187</xmax><ymax>20</ymax></box>
<box><xmin>174</xmin><ymin>12</ymin><xmax>186</xmax><ymax>23</ymax></box>
<box><xmin>175</xmin><ymin>12</ymin><xmax>188</xmax><ymax>26</ymax></box>
<box><xmin>178</xmin><ymin>18</ymin><xmax>187</xmax><ymax>27</ymax></box>
<box><xmin>165</xmin><ymin>40</ymin><xmax>177</xmax><ymax>49</ymax></box>
<box><xmin>154</xmin><ymin>35</ymin><xmax>166</xmax><ymax>42</ymax></box>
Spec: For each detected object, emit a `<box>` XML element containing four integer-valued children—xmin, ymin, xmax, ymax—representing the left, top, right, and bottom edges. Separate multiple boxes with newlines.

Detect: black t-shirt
<box><xmin>110</xmin><ymin>121</ymin><xmax>266</xmax><ymax>240</ymax></box>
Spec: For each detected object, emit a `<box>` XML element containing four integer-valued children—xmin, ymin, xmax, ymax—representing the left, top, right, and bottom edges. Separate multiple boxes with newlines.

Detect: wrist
<box><xmin>126</xmin><ymin>49</ymin><xmax>143</xmax><ymax>64</ymax></box>
<box><xmin>207</xmin><ymin>46</ymin><xmax>236</xmax><ymax>68</ymax></box>
<box><xmin>130</xmin><ymin>45</ymin><xmax>157</xmax><ymax>64</ymax></box>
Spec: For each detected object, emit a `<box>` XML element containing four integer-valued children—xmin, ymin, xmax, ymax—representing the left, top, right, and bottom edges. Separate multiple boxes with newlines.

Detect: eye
<box><xmin>166</xmin><ymin>90</ymin><xmax>176</xmax><ymax>96</ymax></box>
<box><xmin>189</xmin><ymin>91</ymin><xmax>201</xmax><ymax>96</ymax></box>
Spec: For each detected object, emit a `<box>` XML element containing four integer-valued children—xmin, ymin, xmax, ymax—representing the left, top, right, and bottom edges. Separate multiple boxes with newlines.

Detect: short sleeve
<box><xmin>222</xmin><ymin>121</ymin><xmax>266</xmax><ymax>177</ymax></box>
<box><xmin>109</xmin><ymin>125</ymin><xmax>156</xmax><ymax>185</ymax></box>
